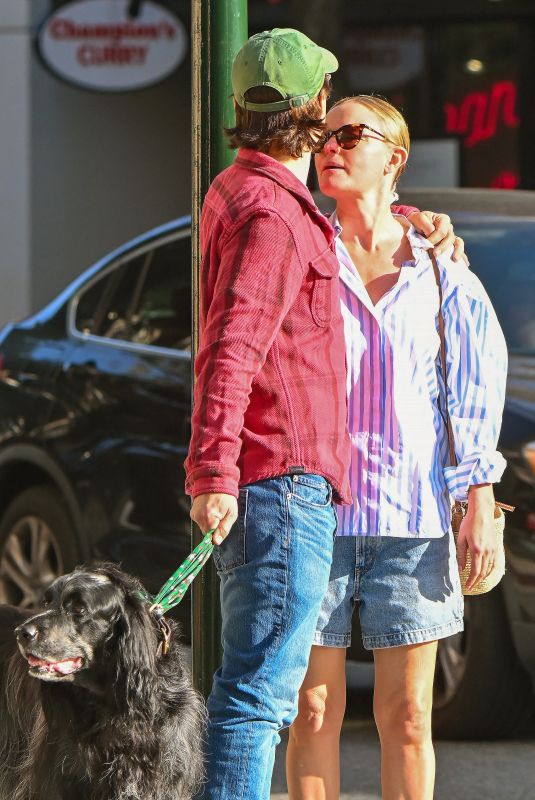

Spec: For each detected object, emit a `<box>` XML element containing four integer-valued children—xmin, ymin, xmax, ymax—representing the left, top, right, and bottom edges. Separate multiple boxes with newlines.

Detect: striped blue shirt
<box><xmin>332</xmin><ymin>215</ymin><xmax>508</xmax><ymax>538</ymax></box>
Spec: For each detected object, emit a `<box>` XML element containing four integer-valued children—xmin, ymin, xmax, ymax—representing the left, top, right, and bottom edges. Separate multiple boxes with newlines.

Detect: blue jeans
<box><xmin>200</xmin><ymin>474</ymin><xmax>336</xmax><ymax>800</ymax></box>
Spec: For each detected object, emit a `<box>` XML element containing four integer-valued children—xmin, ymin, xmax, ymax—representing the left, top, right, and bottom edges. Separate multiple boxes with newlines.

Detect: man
<box><xmin>185</xmin><ymin>28</ymin><xmax>460</xmax><ymax>799</ymax></box>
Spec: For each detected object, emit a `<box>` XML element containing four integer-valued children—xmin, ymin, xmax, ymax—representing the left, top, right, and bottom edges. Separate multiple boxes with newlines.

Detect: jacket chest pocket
<box><xmin>309</xmin><ymin>248</ymin><xmax>339</xmax><ymax>327</ymax></box>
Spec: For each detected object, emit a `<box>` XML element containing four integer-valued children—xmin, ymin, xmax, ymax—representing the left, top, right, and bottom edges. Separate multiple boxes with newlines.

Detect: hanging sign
<box><xmin>37</xmin><ymin>0</ymin><xmax>188</xmax><ymax>92</ymax></box>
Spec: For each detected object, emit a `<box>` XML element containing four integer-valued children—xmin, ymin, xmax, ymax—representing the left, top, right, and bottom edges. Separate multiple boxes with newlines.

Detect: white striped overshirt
<box><xmin>332</xmin><ymin>215</ymin><xmax>508</xmax><ymax>538</ymax></box>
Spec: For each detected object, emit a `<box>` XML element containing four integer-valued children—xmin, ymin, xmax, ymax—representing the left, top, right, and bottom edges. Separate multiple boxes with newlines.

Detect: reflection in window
<box><xmin>74</xmin><ymin>235</ymin><xmax>191</xmax><ymax>352</ymax></box>
<box><xmin>129</xmin><ymin>238</ymin><xmax>191</xmax><ymax>351</ymax></box>
<box><xmin>75</xmin><ymin>272</ymin><xmax>113</xmax><ymax>335</ymax></box>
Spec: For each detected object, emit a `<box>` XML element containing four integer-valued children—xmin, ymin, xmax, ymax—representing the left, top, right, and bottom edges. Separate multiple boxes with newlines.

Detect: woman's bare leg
<box><xmin>373</xmin><ymin>641</ymin><xmax>438</xmax><ymax>800</ymax></box>
<box><xmin>286</xmin><ymin>645</ymin><xmax>347</xmax><ymax>800</ymax></box>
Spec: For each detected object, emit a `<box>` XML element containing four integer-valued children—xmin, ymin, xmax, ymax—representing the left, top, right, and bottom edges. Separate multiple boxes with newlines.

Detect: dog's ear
<box><xmin>109</xmin><ymin>600</ymin><xmax>159</xmax><ymax>719</ymax></box>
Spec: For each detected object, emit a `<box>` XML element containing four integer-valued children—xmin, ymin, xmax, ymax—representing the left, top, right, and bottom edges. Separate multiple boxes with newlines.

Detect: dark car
<box><xmin>0</xmin><ymin>219</ymin><xmax>194</xmax><ymax>623</ymax></box>
<box><xmin>1</xmin><ymin>190</ymin><xmax>535</xmax><ymax>739</ymax></box>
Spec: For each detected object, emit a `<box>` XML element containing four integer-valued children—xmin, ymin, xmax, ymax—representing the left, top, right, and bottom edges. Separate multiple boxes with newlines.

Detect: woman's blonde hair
<box><xmin>330</xmin><ymin>94</ymin><xmax>410</xmax><ymax>185</ymax></box>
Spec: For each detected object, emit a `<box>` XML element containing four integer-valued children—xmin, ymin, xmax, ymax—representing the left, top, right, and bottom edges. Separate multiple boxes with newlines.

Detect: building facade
<box><xmin>0</xmin><ymin>0</ymin><xmax>190</xmax><ymax>325</ymax></box>
<box><xmin>1</xmin><ymin>0</ymin><xmax>533</xmax><ymax>326</ymax></box>
<box><xmin>250</xmin><ymin>0</ymin><xmax>535</xmax><ymax>192</ymax></box>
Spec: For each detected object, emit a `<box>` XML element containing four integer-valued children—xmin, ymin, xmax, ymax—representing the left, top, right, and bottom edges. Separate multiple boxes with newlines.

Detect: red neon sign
<box><xmin>444</xmin><ymin>80</ymin><xmax>519</xmax><ymax>147</ymax></box>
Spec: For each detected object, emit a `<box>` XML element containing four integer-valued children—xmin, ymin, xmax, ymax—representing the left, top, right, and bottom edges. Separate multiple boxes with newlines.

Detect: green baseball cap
<box><xmin>232</xmin><ymin>28</ymin><xmax>338</xmax><ymax>113</ymax></box>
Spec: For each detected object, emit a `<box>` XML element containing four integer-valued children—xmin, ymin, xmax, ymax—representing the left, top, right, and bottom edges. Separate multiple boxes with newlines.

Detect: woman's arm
<box><xmin>441</xmin><ymin>268</ymin><xmax>507</xmax><ymax>499</ymax></box>
<box><xmin>441</xmin><ymin>265</ymin><xmax>508</xmax><ymax>589</ymax></box>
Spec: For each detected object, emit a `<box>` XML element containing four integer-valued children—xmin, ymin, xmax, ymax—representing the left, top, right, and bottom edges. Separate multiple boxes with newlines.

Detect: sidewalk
<box><xmin>271</xmin><ymin>719</ymin><xmax>535</xmax><ymax>800</ymax></box>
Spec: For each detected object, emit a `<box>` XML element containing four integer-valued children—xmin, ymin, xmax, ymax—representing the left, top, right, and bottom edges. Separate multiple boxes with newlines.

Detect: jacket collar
<box><xmin>235</xmin><ymin>149</ymin><xmax>334</xmax><ymax>242</ymax></box>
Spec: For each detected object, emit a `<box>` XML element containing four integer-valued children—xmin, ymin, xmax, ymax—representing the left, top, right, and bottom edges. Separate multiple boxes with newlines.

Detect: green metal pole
<box><xmin>191</xmin><ymin>0</ymin><xmax>248</xmax><ymax>699</ymax></box>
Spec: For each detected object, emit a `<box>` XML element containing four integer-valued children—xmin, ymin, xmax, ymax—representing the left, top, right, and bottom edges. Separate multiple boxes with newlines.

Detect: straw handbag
<box><xmin>431</xmin><ymin>253</ymin><xmax>513</xmax><ymax>596</ymax></box>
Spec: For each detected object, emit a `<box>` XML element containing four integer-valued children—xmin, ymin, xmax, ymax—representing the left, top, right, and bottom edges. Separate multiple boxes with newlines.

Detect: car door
<box><xmin>51</xmin><ymin>230</ymin><xmax>192</xmax><ymax>599</ymax></box>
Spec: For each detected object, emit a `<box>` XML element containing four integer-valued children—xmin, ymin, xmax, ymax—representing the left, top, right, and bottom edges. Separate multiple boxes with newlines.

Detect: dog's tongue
<box><xmin>55</xmin><ymin>659</ymin><xmax>82</xmax><ymax>675</ymax></box>
<box><xmin>28</xmin><ymin>655</ymin><xmax>83</xmax><ymax>674</ymax></box>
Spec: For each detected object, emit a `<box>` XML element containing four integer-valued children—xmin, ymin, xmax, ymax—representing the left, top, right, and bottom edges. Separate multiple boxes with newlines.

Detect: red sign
<box><xmin>443</xmin><ymin>80</ymin><xmax>519</xmax><ymax>147</ymax></box>
<box><xmin>37</xmin><ymin>0</ymin><xmax>187</xmax><ymax>92</ymax></box>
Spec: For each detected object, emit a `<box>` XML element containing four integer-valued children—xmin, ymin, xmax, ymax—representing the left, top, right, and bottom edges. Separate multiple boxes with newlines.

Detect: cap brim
<box><xmin>320</xmin><ymin>47</ymin><xmax>338</xmax><ymax>74</ymax></box>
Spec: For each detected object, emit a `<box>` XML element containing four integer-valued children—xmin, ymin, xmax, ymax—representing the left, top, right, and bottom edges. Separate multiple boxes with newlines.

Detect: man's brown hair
<box><xmin>226</xmin><ymin>75</ymin><xmax>332</xmax><ymax>158</ymax></box>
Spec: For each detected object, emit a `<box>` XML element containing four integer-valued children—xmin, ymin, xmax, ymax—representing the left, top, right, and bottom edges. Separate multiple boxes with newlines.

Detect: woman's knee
<box><xmin>374</xmin><ymin>695</ymin><xmax>432</xmax><ymax>746</ymax></box>
<box><xmin>290</xmin><ymin>685</ymin><xmax>345</xmax><ymax>744</ymax></box>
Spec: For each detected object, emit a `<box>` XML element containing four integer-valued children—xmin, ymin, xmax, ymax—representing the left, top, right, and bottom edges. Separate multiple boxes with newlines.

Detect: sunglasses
<box><xmin>315</xmin><ymin>123</ymin><xmax>395</xmax><ymax>152</ymax></box>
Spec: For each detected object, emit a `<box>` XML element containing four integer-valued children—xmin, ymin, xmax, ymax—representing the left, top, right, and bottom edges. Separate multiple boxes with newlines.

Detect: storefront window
<box><xmin>340</xmin><ymin>26</ymin><xmax>428</xmax><ymax>138</ymax></box>
<box><xmin>438</xmin><ymin>23</ymin><xmax>520</xmax><ymax>188</ymax></box>
<box><xmin>338</xmin><ymin>21</ymin><xmax>521</xmax><ymax>189</ymax></box>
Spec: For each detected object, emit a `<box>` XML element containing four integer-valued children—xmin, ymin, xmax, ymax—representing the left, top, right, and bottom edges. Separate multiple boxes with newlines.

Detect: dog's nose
<box><xmin>16</xmin><ymin>623</ymin><xmax>39</xmax><ymax>643</ymax></box>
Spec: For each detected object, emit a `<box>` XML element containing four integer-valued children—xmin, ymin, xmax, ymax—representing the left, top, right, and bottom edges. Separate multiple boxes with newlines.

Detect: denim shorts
<box><xmin>313</xmin><ymin>531</ymin><xmax>464</xmax><ymax>650</ymax></box>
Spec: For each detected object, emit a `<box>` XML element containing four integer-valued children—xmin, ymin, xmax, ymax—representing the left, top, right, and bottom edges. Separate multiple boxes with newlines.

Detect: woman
<box><xmin>286</xmin><ymin>95</ymin><xmax>508</xmax><ymax>800</ymax></box>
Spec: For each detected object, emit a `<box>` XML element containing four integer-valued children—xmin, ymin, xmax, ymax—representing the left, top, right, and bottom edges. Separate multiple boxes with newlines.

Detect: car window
<box><xmin>74</xmin><ymin>270</ymin><xmax>117</xmax><ymax>336</ymax></box>
<box><xmin>453</xmin><ymin>218</ymin><xmax>535</xmax><ymax>354</ymax></box>
<box><xmin>97</xmin><ymin>254</ymin><xmax>148</xmax><ymax>341</ymax></box>
<box><xmin>129</xmin><ymin>236</ymin><xmax>191</xmax><ymax>351</ymax></box>
<box><xmin>74</xmin><ymin>234</ymin><xmax>191</xmax><ymax>352</ymax></box>
<box><xmin>74</xmin><ymin>253</ymin><xmax>145</xmax><ymax>337</ymax></box>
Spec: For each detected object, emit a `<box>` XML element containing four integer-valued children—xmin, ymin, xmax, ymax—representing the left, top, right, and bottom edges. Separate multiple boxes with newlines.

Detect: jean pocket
<box><xmin>212</xmin><ymin>489</ymin><xmax>248</xmax><ymax>573</ymax></box>
<box><xmin>288</xmin><ymin>474</ymin><xmax>333</xmax><ymax>508</ymax></box>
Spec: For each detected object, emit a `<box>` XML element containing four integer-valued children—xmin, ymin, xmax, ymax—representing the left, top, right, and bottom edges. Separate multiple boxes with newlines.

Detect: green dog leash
<box><xmin>141</xmin><ymin>531</ymin><xmax>215</xmax><ymax>654</ymax></box>
<box><xmin>149</xmin><ymin>531</ymin><xmax>214</xmax><ymax>615</ymax></box>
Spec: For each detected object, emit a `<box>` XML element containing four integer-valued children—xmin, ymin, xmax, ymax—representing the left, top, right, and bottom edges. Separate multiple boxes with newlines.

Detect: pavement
<box><xmin>270</xmin><ymin>664</ymin><xmax>535</xmax><ymax>800</ymax></box>
<box><xmin>184</xmin><ymin>652</ymin><xmax>535</xmax><ymax>799</ymax></box>
<box><xmin>270</xmin><ymin>719</ymin><xmax>535</xmax><ymax>799</ymax></box>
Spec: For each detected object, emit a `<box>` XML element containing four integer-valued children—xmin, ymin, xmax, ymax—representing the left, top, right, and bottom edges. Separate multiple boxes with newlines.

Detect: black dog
<box><xmin>0</xmin><ymin>563</ymin><xmax>205</xmax><ymax>800</ymax></box>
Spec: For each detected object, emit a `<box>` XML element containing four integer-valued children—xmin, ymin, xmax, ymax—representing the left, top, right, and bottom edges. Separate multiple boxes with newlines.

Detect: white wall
<box><xmin>0</xmin><ymin>0</ymin><xmax>191</xmax><ymax>327</ymax></box>
<box><xmin>30</xmin><ymin>59</ymin><xmax>191</xmax><ymax>312</ymax></box>
<box><xmin>29</xmin><ymin>0</ymin><xmax>191</xmax><ymax>313</ymax></box>
<box><xmin>0</xmin><ymin>1</ymin><xmax>32</xmax><ymax>326</ymax></box>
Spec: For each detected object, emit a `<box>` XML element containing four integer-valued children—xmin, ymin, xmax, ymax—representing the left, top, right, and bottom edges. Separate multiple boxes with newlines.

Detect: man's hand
<box><xmin>408</xmin><ymin>210</ymin><xmax>469</xmax><ymax>265</ymax></box>
<box><xmin>456</xmin><ymin>484</ymin><xmax>497</xmax><ymax>591</ymax></box>
<box><xmin>190</xmin><ymin>493</ymin><xmax>238</xmax><ymax>545</ymax></box>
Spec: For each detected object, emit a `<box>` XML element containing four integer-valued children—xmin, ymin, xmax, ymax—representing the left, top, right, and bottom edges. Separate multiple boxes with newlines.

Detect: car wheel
<box><xmin>0</xmin><ymin>486</ymin><xmax>81</xmax><ymax>608</ymax></box>
<box><xmin>433</xmin><ymin>589</ymin><xmax>534</xmax><ymax>739</ymax></box>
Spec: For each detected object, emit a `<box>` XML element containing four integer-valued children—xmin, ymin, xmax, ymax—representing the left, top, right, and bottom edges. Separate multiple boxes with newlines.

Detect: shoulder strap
<box><xmin>430</xmin><ymin>252</ymin><xmax>458</xmax><ymax>469</ymax></box>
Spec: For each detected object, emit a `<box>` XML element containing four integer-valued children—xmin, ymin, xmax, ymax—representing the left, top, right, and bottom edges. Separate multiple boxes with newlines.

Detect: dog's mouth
<box><xmin>26</xmin><ymin>653</ymin><xmax>85</xmax><ymax>678</ymax></box>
